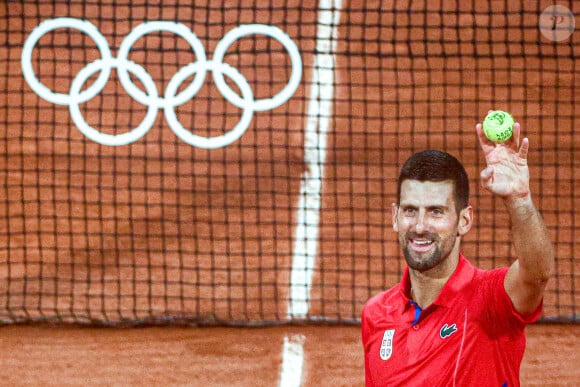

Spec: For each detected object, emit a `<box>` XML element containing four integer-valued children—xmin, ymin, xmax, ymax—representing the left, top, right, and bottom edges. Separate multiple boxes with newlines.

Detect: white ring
<box><xmin>69</xmin><ymin>59</ymin><xmax>159</xmax><ymax>146</ymax></box>
<box><xmin>117</xmin><ymin>21</ymin><xmax>208</xmax><ymax>109</ymax></box>
<box><xmin>21</xmin><ymin>18</ymin><xmax>112</xmax><ymax>105</ymax></box>
<box><xmin>164</xmin><ymin>61</ymin><xmax>254</xmax><ymax>149</ymax></box>
<box><xmin>212</xmin><ymin>24</ymin><xmax>302</xmax><ymax>112</ymax></box>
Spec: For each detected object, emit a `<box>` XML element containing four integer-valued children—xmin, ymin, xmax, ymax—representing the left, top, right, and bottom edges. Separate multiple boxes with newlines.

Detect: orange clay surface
<box><xmin>0</xmin><ymin>323</ymin><xmax>577</xmax><ymax>386</ymax></box>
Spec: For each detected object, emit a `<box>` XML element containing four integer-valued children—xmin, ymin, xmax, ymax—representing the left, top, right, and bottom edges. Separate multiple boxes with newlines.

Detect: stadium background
<box><xmin>0</xmin><ymin>0</ymin><xmax>578</xmax><ymax>385</ymax></box>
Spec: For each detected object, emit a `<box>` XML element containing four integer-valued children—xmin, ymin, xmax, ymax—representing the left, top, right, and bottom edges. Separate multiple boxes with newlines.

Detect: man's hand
<box><xmin>476</xmin><ymin>112</ymin><xmax>530</xmax><ymax>200</ymax></box>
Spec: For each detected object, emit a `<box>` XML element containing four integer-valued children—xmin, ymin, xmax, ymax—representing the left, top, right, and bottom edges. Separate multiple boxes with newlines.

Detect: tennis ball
<box><xmin>482</xmin><ymin>110</ymin><xmax>514</xmax><ymax>142</ymax></box>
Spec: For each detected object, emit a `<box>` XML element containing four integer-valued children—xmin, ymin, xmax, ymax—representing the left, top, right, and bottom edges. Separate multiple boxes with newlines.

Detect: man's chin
<box><xmin>403</xmin><ymin>250</ymin><xmax>439</xmax><ymax>272</ymax></box>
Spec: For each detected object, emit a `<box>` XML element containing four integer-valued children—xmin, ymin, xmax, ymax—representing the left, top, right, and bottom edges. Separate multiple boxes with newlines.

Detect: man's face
<box><xmin>392</xmin><ymin>179</ymin><xmax>471</xmax><ymax>273</ymax></box>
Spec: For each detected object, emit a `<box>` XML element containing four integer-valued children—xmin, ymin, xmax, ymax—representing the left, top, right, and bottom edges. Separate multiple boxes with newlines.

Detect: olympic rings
<box><xmin>21</xmin><ymin>18</ymin><xmax>302</xmax><ymax>148</ymax></box>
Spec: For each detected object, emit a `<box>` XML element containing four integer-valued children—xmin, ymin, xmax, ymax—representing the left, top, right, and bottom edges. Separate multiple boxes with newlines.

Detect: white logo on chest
<box><xmin>379</xmin><ymin>329</ymin><xmax>395</xmax><ymax>360</ymax></box>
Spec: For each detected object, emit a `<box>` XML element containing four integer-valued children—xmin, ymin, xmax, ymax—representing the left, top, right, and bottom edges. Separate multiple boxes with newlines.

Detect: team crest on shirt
<box><xmin>379</xmin><ymin>329</ymin><xmax>395</xmax><ymax>360</ymax></box>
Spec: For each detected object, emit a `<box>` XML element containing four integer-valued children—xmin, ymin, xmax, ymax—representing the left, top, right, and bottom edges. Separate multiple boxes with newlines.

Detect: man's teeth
<box><xmin>413</xmin><ymin>240</ymin><xmax>432</xmax><ymax>245</ymax></box>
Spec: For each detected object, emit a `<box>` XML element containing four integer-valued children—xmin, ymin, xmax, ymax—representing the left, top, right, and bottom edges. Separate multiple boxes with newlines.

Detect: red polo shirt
<box><xmin>361</xmin><ymin>254</ymin><xmax>542</xmax><ymax>387</ymax></box>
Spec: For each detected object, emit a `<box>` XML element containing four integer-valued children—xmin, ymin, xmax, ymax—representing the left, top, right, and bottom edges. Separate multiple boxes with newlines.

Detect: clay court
<box><xmin>1</xmin><ymin>1</ymin><xmax>579</xmax><ymax>385</ymax></box>
<box><xmin>0</xmin><ymin>324</ymin><xmax>577</xmax><ymax>385</ymax></box>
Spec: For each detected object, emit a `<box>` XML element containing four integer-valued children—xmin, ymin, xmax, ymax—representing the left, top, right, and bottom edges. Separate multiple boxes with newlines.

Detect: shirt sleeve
<box><xmin>361</xmin><ymin>305</ymin><xmax>371</xmax><ymax>386</ymax></box>
<box><xmin>479</xmin><ymin>267</ymin><xmax>543</xmax><ymax>330</ymax></box>
<box><xmin>361</xmin><ymin>303</ymin><xmax>377</xmax><ymax>387</ymax></box>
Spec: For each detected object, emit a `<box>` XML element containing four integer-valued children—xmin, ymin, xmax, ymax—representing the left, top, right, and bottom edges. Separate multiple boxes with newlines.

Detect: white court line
<box><xmin>279</xmin><ymin>335</ymin><xmax>306</xmax><ymax>387</ymax></box>
<box><xmin>281</xmin><ymin>3</ymin><xmax>342</xmax><ymax>385</ymax></box>
<box><xmin>287</xmin><ymin>0</ymin><xmax>343</xmax><ymax>319</ymax></box>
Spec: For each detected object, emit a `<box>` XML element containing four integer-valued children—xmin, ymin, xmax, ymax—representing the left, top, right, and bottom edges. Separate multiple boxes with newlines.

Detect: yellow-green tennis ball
<box><xmin>482</xmin><ymin>110</ymin><xmax>514</xmax><ymax>142</ymax></box>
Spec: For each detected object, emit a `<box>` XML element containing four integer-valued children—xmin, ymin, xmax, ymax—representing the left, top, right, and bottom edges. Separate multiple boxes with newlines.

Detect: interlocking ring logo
<box><xmin>21</xmin><ymin>18</ymin><xmax>302</xmax><ymax>148</ymax></box>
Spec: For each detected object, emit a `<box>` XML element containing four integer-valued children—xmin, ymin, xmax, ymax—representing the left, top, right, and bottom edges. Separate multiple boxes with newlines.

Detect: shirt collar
<box><xmin>398</xmin><ymin>254</ymin><xmax>476</xmax><ymax>308</ymax></box>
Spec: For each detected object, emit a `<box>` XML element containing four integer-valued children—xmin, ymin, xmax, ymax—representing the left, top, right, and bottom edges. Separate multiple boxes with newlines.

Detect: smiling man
<box><xmin>361</xmin><ymin>119</ymin><xmax>554</xmax><ymax>386</ymax></box>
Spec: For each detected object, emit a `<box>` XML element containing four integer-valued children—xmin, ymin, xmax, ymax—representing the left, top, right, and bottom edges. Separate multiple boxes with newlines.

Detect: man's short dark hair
<box><xmin>397</xmin><ymin>150</ymin><xmax>469</xmax><ymax>212</ymax></box>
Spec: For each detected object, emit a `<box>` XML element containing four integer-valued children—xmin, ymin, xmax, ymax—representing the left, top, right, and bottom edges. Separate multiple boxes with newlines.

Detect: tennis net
<box><xmin>0</xmin><ymin>0</ymin><xmax>577</xmax><ymax>325</ymax></box>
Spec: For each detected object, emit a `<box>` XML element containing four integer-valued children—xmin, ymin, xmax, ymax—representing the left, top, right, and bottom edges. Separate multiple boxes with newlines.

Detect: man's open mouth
<box><xmin>409</xmin><ymin>238</ymin><xmax>435</xmax><ymax>251</ymax></box>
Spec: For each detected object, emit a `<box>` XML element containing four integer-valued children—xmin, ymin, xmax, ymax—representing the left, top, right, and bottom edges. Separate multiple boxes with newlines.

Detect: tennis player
<box><xmin>361</xmin><ymin>119</ymin><xmax>554</xmax><ymax>386</ymax></box>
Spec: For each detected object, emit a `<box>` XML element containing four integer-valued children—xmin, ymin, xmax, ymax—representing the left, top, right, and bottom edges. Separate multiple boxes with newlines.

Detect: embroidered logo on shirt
<box><xmin>379</xmin><ymin>329</ymin><xmax>395</xmax><ymax>360</ymax></box>
<box><xmin>439</xmin><ymin>323</ymin><xmax>458</xmax><ymax>339</ymax></box>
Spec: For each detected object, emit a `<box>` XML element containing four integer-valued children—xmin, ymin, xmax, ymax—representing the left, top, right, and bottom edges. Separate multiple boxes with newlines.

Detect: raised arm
<box><xmin>476</xmin><ymin>118</ymin><xmax>554</xmax><ymax>315</ymax></box>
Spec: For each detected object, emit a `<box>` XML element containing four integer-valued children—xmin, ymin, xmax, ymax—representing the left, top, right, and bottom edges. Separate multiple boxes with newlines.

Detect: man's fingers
<box><xmin>476</xmin><ymin>123</ymin><xmax>495</xmax><ymax>153</ymax></box>
<box><xmin>480</xmin><ymin>166</ymin><xmax>493</xmax><ymax>189</ymax></box>
<box><xmin>506</xmin><ymin>122</ymin><xmax>521</xmax><ymax>150</ymax></box>
<box><xmin>519</xmin><ymin>137</ymin><xmax>529</xmax><ymax>160</ymax></box>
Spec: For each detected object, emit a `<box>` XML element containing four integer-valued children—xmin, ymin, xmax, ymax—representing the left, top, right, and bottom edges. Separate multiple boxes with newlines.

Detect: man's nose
<box><xmin>414</xmin><ymin>211</ymin><xmax>427</xmax><ymax>234</ymax></box>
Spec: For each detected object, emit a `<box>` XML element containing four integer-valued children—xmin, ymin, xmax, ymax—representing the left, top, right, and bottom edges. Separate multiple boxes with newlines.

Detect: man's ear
<box><xmin>392</xmin><ymin>203</ymin><xmax>399</xmax><ymax>232</ymax></box>
<box><xmin>457</xmin><ymin>205</ymin><xmax>473</xmax><ymax>236</ymax></box>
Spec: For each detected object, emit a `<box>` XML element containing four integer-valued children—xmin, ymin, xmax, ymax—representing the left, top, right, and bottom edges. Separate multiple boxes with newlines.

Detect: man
<box><xmin>361</xmin><ymin>118</ymin><xmax>554</xmax><ymax>386</ymax></box>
